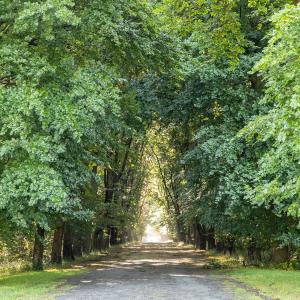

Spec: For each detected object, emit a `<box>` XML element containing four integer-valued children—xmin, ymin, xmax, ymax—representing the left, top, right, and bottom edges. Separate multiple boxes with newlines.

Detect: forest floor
<box><xmin>55</xmin><ymin>242</ymin><xmax>260</xmax><ymax>300</ymax></box>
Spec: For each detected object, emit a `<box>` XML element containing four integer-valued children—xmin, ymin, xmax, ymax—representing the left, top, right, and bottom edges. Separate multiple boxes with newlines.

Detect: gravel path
<box><xmin>56</xmin><ymin>243</ymin><xmax>235</xmax><ymax>300</ymax></box>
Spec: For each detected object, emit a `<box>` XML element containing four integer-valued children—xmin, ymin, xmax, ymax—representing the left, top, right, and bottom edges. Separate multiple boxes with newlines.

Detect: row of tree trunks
<box><xmin>33</xmin><ymin>222</ymin><xmax>81</xmax><ymax>270</ymax></box>
<box><xmin>207</xmin><ymin>231</ymin><xmax>216</xmax><ymax>250</ymax></box>
<box><xmin>50</xmin><ymin>223</ymin><xmax>90</xmax><ymax>267</ymax></box>
<box><xmin>31</xmin><ymin>137</ymin><xmax>142</xmax><ymax>270</ymax></box>
<box><xmin>215</xmin><ymin>239</ymin><xmax>235</xmax><ymax>255</ymax></box>
<box><xmin>193</xmin><ymin>223</ymin><xmax>216</xmax><ymax>251</ymax></box>
<box><xmin>93</xmin><ymin>228</ymin><xmax>109</xmax><ymax>251</ymax></box>
<box><xmin>216</xmin><ymin>241</ymin><xmax>226</xmax><ymax>253</ymax></box>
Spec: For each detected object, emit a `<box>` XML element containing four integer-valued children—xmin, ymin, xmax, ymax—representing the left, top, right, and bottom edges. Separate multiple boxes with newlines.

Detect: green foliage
<box><xmin>0</xmin><ymin>0</ymin><xmax>299</xmax><ymax>270</ymax></box>
<box><xmin>146</xmin><ymin>0</ymin><xmax>300</xmax><ymax>253</ymax></box>
<box><xmin>157</xmin><ymin>0</ymin><xmax>246</xmax><ymax>65</ymax></box>
<box><xmin>0</xmin><ymin>0</ymin><xmax>174</xmax><ymax>263</ymax></box>
<box><xmin>241</xmin><ymin>4</ymin><xmax>300</xmax><ymax>221</ymax></box>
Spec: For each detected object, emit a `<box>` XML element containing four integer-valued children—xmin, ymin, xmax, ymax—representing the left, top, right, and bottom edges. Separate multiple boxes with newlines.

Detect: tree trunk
<box><xmin>196</xmin><ymin>224</ymin><xmax>206</xmax><ymax>250</ymax></box>
<box><xmin>110</xmin><ymin>226</ymin><xmax>118</xmax><ymax>245</ymax></box>
<box><xmin>186</xmin><ymin>225</ymin><xmax>193</xmax><ymax>244</ymax></box>
<box><xmin>63</xmin><ymin>225</ymin><xmax>74</xmax><ymax>261</ymax></box>
<box><xmin>119</xmin><ymin>231</ymin><xmax>126</xmax><ymax>244</ymax></box>
<box><xmin>247</xmin><ymin>239</ymin><xmax>261</xmax><ymax>262</ymax></box>
<box><xmin>92</xmin><ymin>228</ymin><xmax>101</xmax><ymax>251</ymax></box>
<box><xmin>272</xmin><ymin>246</ymin><xmax>289</xmax><ymax>263</ymax></box>
<box><xmin>194</xmin><ymin>223</ymin><xmax>199</xmax><ymax>248</ymax></box>
<box><xmin>73</xmin><ymin>235</ymin><xmax>83</xmax><ymax>257</ymax></box>
<box><xmin>216</xmin><ymin>241</ymin><xmax>226</xmax><ymax>253</ymax></box>
<box><xmin>93</xmin><ymin>228</ymin><xmax>109</xmax><ymax>252</ymax></box>
<box><xmin>51</xmin><ymin>224</ymin><xmax>64</xmax><ymax>265</ymax></box>
<box><xmin>228</xmin><ymin>239</ymin><xmax>235</xmax><ymax>256</ymax></box>
<box><xmin>100</xmin><ymin>230</ymin><xmax>109</xmax><ymax>251</ymax></box>
<box><xmin>104</xmin><ymin>168</ymin><xmax>116</xmax><ymax>247</ymax></box>
<box><xmin>82</xmin><ymin>230</ymin><xmax>92</xmax><ymax>254</ymax></box>
<box><xmin>176</xmin><ymin>218</ymin><xmax>186</xmax><ymax>242</ymax></box>
<box><xmin>127</xmin><ymin>230</ymin><xmax>134</xmax><ymax>243</ymax></box>
<box><xmin>207</xmin><ymin>231</ymin><xmax>216</xmax><ymax>250</ymax></box>
<box><xmin>32</xmin><ymin>226</ymin><xmax>45</xmax><ymax>271</ymax></box>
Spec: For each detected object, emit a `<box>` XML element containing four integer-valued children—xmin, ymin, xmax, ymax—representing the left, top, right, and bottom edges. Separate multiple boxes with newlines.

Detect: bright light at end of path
<box><xmin>142</xmin><ymin>224</ymin><xmax>171</xmax><ymax>243</ymax></box>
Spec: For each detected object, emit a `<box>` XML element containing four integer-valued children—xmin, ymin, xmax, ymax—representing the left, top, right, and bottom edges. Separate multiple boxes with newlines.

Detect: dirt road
<box><xmin>56</xmin><ymin>243</ymin><xmax>235</xmax><ymax>300</ymax></box>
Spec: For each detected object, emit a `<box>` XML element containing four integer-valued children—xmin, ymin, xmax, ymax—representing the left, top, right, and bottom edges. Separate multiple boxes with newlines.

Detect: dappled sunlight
<box><xmin>80</xmin><ymin>243</ymin><xmax>210</xmax><ymax>278</ymax></box>
<box><xmin>55</xmin><ymin>243</ymin><xmax>239</xmax><ymax>300</ymax></box>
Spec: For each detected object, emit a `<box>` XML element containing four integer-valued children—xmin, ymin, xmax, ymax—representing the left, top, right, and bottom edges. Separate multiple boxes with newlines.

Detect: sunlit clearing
<box><xmin>142</xmin><ymin>224</ymin><xmax>171</xmax><ymax>243</ymax></box>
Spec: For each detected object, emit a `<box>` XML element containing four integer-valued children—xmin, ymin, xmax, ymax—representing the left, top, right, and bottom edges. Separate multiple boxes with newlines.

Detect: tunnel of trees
<box><xmin>0</xmin><ymin>0</ymin><xmax>299</xmax><ymax>270</ymax></box>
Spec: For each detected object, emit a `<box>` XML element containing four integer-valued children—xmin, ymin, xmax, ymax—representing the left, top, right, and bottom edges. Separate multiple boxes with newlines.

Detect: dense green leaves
<box><xmin>242</xmin><ymin>4</ymin><xmax>300</xmax><ymax>220</ymax></box>
<box><xmin>0</xmin><ymin>0</ymin><xmax>299</xmax><ymax>268</ymax></box>
<box><xmin>147</xmin><ymin>0</ymin><xmax>300</xmax><ymax>255</ymax></box>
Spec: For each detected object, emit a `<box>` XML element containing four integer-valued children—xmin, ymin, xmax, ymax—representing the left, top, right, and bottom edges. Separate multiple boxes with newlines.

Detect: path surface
<box><xmin>56</xmin><ymin>243</ymin><xmax>235</xmax><ymax>300</ymax></box>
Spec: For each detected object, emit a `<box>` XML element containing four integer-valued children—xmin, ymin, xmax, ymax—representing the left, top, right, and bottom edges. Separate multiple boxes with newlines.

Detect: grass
<box><xmin>0</xmin><ymin>249</ymin><xmax>115</xmax><ymax>300</ymax></box>
<box><xmin>229</xmin><ymin>268</ymin><xmax>300</xmax><ymax>300</ymax></box>
<box><xmin>207</xmin><ymin>252</ymin><xmax>300</xmax><ymax>299</ymax></box>
<box><xmin>224</xmin><ymin>279</ymin><xmax>262</xmax><ymax>300</ymax></box>
<box><xmin>0</xmin><ymin>268</ymin><xmax>86</xmax><ymax>300</ymax></box>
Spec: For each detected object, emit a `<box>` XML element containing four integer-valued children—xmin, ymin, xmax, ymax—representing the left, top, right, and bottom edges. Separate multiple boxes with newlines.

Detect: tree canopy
<box><xmin>0</xmin><ymin>0</ymin><xmax>299</xmax><ymax>270</ymax></box>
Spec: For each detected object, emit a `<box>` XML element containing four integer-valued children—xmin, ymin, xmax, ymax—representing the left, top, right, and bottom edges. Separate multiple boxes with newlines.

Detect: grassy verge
<box><xmin>0</xmin><ymin>268</ymin><xmax>86</xmax><ymax>300</ymax></box>
<box><xmin>0</xmin><ymin>247</ymin><xmax>120</xmax><ymax>300</ymax></box>
<box><xmin>207</xmin><ymin>252</ymin><xmax>300</xmax><ymax>300</ymax></box>
<box><xmin>229</xmin><ymin>268</ymin><xmax>300</xmax><ymax>300</ymax></box>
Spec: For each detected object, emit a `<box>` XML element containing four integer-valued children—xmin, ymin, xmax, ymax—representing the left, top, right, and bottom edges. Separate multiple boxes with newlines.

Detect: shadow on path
<box><xmin>56</xmin><ymin>243</ymin><xmax>235</xmax><ymax>300</ymax></box>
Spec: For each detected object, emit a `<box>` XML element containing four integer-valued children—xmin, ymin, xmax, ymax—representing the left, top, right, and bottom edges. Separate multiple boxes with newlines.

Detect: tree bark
<box><xmin>228</xmin><ymin>239</ymin><xmax>235</xmax><ymax>256</ymax></box>
<box><xmin>207</xmin><ymin>231</ymin><xmax>216</xmax><ymax>250</ymax></box>
<box><xmin>104</xmin><ymin>168</ymin><xmax>116</xmax><ymax>246</ymax></box>
<box><xmin>186</xmin><ymin>225</ymin><xmax>193</xmax><ymax>244</ymax></box>
<box><xmin>247</xmin><ymin>240</ymin><xmax>261</xmax><ymax>263</ymax></box>
<box><xmin>63</xmin><ymin>224</ymin><xmax>74</xmax><ymax>261</ymax></box>
<box><xmin>82</xmin><ymin>230</ymin><xmax>92</xmax><ymax>254</ymax></box>
<box><xmin>93</xmin><ymin>228</ymin><xmax>101</xmax><ymax>251</ymax></box>
<box><xmin>119</xmin><ymin>231</ymin><xmax>126</xmax><ymax>244</ymax></box>
<box><xmin>32</xmin><ymin>226</ymin><xmax>45</xmax><ymax>271</ymax></box>
<box><xmin>93</xmin><ymin>228</ymin><xmax>109</xmax><ymax>252</ymax></box>
<box><xmin>196</xmin><ymin>224</ymin><xmax>207</xmax><ymax>250</ymax></box>
<box><xmin>216</xmin><ymin>241</ymin><xmax>226</xmax><ymax>253</ymax></box>
<box><xmin>51</xmin><ymin>224</ymin><xmax>64</xmax><ymax>265</ymax></box>
<box><xmin>176</xmin><ymin>218</ymin><xmax>186</xmax><ymax>242</ymax></box>
<box><xmin>110</xmin><ymin>226</ymin><xmax>118</xmax><ymax>245</ymax></box>
<box><xmin>73</xmin><ymin>236</ymin><xmax>83</xmax><ymax>257</ymax></box>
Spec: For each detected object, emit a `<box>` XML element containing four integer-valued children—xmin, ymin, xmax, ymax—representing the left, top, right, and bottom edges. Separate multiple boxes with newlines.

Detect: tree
<box><xmin>241</xmin><ymin>3</ymin><xmax>300</xmax><ymax>247</ymax></box>
<box><xmin>0</xmin><ymin>0</ymin><xmax>174</xmax><ymax>269</ymax></box>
